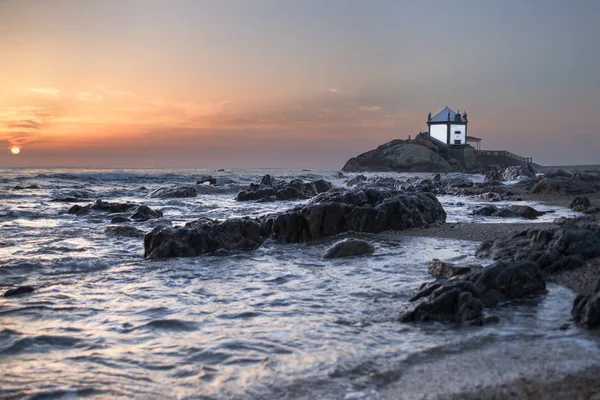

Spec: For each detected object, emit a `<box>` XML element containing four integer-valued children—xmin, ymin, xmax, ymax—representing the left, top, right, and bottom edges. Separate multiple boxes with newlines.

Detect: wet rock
<box><xmin>105</xmin><ymin>225</ymin><xmax>145</xmax><ymax>238</ymax></box>
<box><xmin>145</xmin><ymin>218</ymin><xmax>264</xmax><ymax>259</ymax></box>
<box><xmin>502</xmin><ymin>164</ymin><xmax>536</xmax><ymax>181</ymax></box>
<box><xmin>480</xmin><ymin>192</ymin><xmax>502</xmax><ymax>202</ymax></box>
<box><xmin>447</xmin><ymin>177</ymin><xmax>473</xmax><ymax>188</ymax></box>
<box><xmin>197</xmin><ymin>175</ymin><xmax>217</xmax><ymax>185</ymax></box>
<box><xmin>530</xmin><ymin>177</ymin><xmax>594</xmax><ymax>195</ymax></box>
<box><xmin>13</xmin><ymin>184</ymin><xmax>40</xmax><ymax>190</ymax></box>
<box><xmin>401</xmin><ymin>260</ymin><xmax>546</xmax><ymax>324</ymax></box>
<box><xmin>493</xmin><ymin>208</ymin><xmax>521</xmax><ymax>218</ymax></box>
<box><xmin>110</xmin><ymin>216</ymin><xmax>131</xmax><ymax>223</ymax></box>
<box><xmin>476</xmin><ymin>225</ymin><xmax>600</xmax><ymax>273</ymax></box>
<box><xmin>428</xmin><ymin>259</ymin><xmax>479</xmax><ymax>278</ymax></box>
<box><xmin>472</xmin><ymin>205</ymin><xmax>500</xmax><ymax>216</ymax></box>
<box><xmin>3</xmin><ymin>286</ymin><xmax>35</xmax><ymax>297</ymax></box>
<box><xmin>267</xmin><ymin>190</ymin><xmax>446</xmax><ymax>243</ymax></box>
<box><xmin>130</xmin><ymin>205</ymin><xmax>163</xmax><ymax>221</ymax></box>
<box><xmin>91</xmin><ymin>200</ymin><xmax>136</xmax><ymax>213</ymax></box>
<box><xmin>570</xmin><ymin>196</ymin><xmax>591</xmax><ymax>211</ymax></box>
<box><xmin>484</xmin><ymin>169</ymin><xmax>503</xmax><ymax>182</ymax></box>
<box><xmin>51</xmin><ymin>197</ymin><xmax>86</xmax><ymax>203</ymax></box>
<box><xmin>149</xmin><ymin>185</ymin><xmax>197</xmax><ymax>199</ymax></box>
<box><xmin>507</xmin><ymin>205</ymin><xmax>543</xmax><ymax>219</ymax></box>
<box><xmin>432</xmin><ymin>173</ymin><xmax>442</xmax><ymax>183</ymax></box>
<box><xmin>236</xmin><ymin>174</ymin><xmax>332</xmax><ymax>201</ymax></box>
<box><xmin>68</xmin><ymin>204</ymin><xmax>91</xmax><ymax>216</ymax></box>
<box><xmin>323</xmin><ymin>238</ymin><xmax>375</xmax><ymax>259</ymax></box>
<box><xmin>572</xmin><ymin>278</ymin><xmax>600</xmax><ymax>329</ymax></box>
<box><xmin>546</xmin><ymin>169</ymin><xmax>571</xmax><ymax>178</ymax></box>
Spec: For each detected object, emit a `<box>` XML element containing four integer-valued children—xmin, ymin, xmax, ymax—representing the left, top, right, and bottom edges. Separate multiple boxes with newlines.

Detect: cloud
<box><xmin>314</xmin><ymin>86</ymin><xmax>346</xmax><ymax>95</ymax></box>
<box><xmin>359</xmin><ymin>105</ymin><xmax>382</xmax><ymax>112</ymax></box>
<box><xmin>29</xmin><ymin>87</ymin><xmax>60</xmax><ymax>97</ymax></box>
<box><xmin>6</xmin><ymin>119</ymin><xmax>42</xmax><ymax>130</ymax></box>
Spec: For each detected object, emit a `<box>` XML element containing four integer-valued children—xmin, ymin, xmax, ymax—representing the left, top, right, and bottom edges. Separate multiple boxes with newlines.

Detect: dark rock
<box><xmin>572</xmin><ymin>278</ymin><xmax>600</xmax><ymax>329</ymax></box>
<box><xmin>342</xmin><ymin>141</ymin><xmax>453</xmax><ymax>172</ymax></box>
<box><xmin>432</xmin><ymin>173</ymin><xmax>442</xmax><ymax>182</ymax></box>
<box><xmin>91</xmin><ymin>200</ymin><xmax>136</xmax><ymax>213</ymax></box>
<box><xmin>323</xmin><ymin>238</ymin><xmax>375</xmax><ymax>259</ymax></box>
<box><xmin>149</xmin><ymin>185</ymin><xmax>197</xmax><ymax>199</ymax></box>
<box><xmin>530</xmin><ymin>177</ymin><xmax>594</xmax><ymax>195</ymax></box>
<box><xmin>484</xmin><ymin>169</ymin><xmax>503</xmax><ymax>182</ymax></box>
<box><xmin>105</xmin><ymin>225</ymin><xmax>145</xmax><ymax>238</ymax></box>
<box><xmin>476</xmin><ymin>225</ymin><xmax>600</xmax><ymax>273</ymax></box>
<box><xmin>145</xmin><ymin>189</ymin><xmax>446</xmax><ymax>258</ymax></box>
<box><xmin>50</xmin><ymin>197</ymin><xmax>86</xmax><ymax>203</ymax></box>
<box><xmin>347</xmin><ymin>175</ymin><xmax>367</xmax><ymax>186</ymax></box>
<box><xmin>428</xmin><ymin>259</ymin><xmax>478</xmax><ymax>278</ymax></box>
<box><xmin>110</xmin><ymin>216</ymin><xmax>131</xmax><ymax>223</ymax></box>
<box><xmin>502</xmin><ymin>164</ymin><xmax>536</xmax><ymax>181</ymax></box>
<box><xmin>236</xmin><ymin>175</ymin><xmax>332</xmax><ymax>202</ymax></box>
<box><xmin>493</xmin><ymin>209</ymin><xmax>521</xmax><ymax>218</ymax></box>
<box><xmin>3</xmin><ymin>286</ymin><xmax>35</xmax><ymax>297</ymax></box>
<box><xmin>13</xmin><ymin>184</ymin><xmax>40</xmax><ymax>190</ymax></box>
<box><xmin>145</xmin><ymin>218</ymin><xmax>264</xmax><ymax>259</ymax></box>
<box><xmin>472</xmin><ymin>205</ymin><xmax>499</xmax><ymax>216</ymax></box>
<box><xmin>480</xmin><ymin>192</ymin><xmax>502</xmax><ymax>202</ymax></box>
<box><xmin>447</xmin><ymin>177</ymin><xmax>473</xmax><ymax>188</ymax></box>
<box><xmin>546</xmin><ymin>169</ymin><xmax>571</xmax><ymax>178</ymax></box>
<box><xmin>130</xmin><ymin>205</ymin><xmax>163</xmax><ymax>221</ymax></box>
<box><xmin>267</xmin><ymin>190</ymin><xmax>446</xmax><ymax>243</ymax></box>
<box><xmin>197</xmin><ymin>175</ymin><xmax>217</xmax><ymax>185</ymax></box>
<box><xmin>68</xmin><ymin>204</ymin><xmax>90</xmax><ymax>216</ymax></box>
<box><xmin>570</xmin><ymin>196</ymin><xmax>591</xmax><ymax>211</ymax></box>
<box><xmin>507</xmin><ymin>205</ymin><xmax>543</xmax><ymax>219</ymax></box>
<box><xmin>401</xmin><ymin>260</ymin><xmax>545</xmax><ymax>324</ymax></box>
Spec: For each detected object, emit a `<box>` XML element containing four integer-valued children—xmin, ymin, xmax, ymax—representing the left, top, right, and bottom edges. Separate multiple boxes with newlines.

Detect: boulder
<box><xmin>110</xmin><ymin>216</ymin><xmax>131</xmax><ymax>223</ymax></box>
<box><xmin>13</xmin><ymin>184</ymin><xmax>40</xmax><ymax>190</ymax></box>
<box><xmin>145</xmin><ymin>189</ymin><xmax>446</xmax><ymax>258</ymax></box>
<box><xmin>428</xmin><ymin>259</ymin><xmax>479</xmax><ymax>278</ymax></box>
<box><xmin>572</xmin><ymin>279</ymin><xmax>600</xmax><ymax>329</ymax></box>
<box><xmin>480</xmin><ymin>192</ymin><xmax>503</xmax><ymax>202</ymax></box>
<box><xmin>236</xmin><ymin>175</ymin><xmax>332</xmax><ymax>201</ymax></box>
<box><xmin>472</xmin><ymin>205</ymin><xmax>500</xmax><ymax>216</ymax></box>
<box><xmin>507</xmin><ymin>205</ymin><xmax>543</xmax><ymax>219</ymax></box>
<box><xmin>447</xmin><ymin>177</ymin><xmax>473</xmax><ymax>188</ymax></box>
<box><xmin>266</xmin><ymin>190</ymin><xmax>446</xmax><ymax>243</ymax></box>
<box><xmin>401</xmin><ymin>260</ymin><xmax>545</xmax><ymax>324</ymax></box>
<box><xmin>530</xmin><ymin>177</ymin><xmax>594</xmax><ymax>195</ymax></box>
<box><xmin>476</xmin><ymin>225</ymin><xmax>600</xmax><ymax>273</ymax></box>
<box><xmin>342</xmin><ymin>141</ymin><xmax>454</xmax><ymax>172</ymax></box>
<box><xmin>323</xmin><ymin>238</ymin><xmax>375</xmax><ymax>259</ymax></box>
<box><xmin>68</xmin><ymin>200</ymin><xmax>136</xmax><ymax>216</ymax></box>
<box><xmin>130</xmin><ymin>205</ymin><xmax>163</xmax><ymax>221</ymax></box>
<box><xmin>3</xmin><ymin>286</ymin><xmax>35</xmax><ymax>297</ymax></box>
<box><xmin>149</xmin><ymin>185</ymin><xmax>197</xmax><ymax>199</ymax></box>
<box><xmin>197</xmin><ymin>175</ymin><xmax>217</xmax><ymax>185</ymax></box>
<box><xmin>105</xmin><ymin>225</ymin><xmax>145</xmax><ymax>238</ymax></box>
<box><xmin>484</xmin><ymin>169</ymin><xmax>503</xmax><ymax>182</ymax></box>
<box><xmin>502</xmin><ymin>164</ymin><xmax>536</xmax><ymax>181</ymax></box>
<box><xmin>570</xmin><ymin>197</ymin><xmax>591</xmax><ymax>211</ymax></box>
<box><xmin>145</xmin><ymin>218</ymin><xmax>264</xmax><ymax>259</ymax></box>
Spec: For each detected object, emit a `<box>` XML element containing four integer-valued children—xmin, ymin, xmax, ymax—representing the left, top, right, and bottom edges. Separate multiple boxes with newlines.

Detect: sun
<box><xmin>10</xmin><ymin>147</ymin><xmax>20</xmax><ymax>155</ymax></box>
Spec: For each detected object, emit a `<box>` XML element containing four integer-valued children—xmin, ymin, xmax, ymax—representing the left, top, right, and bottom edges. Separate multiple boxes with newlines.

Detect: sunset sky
<box><xmin>1</xmin><ymin>0</ymin><xmax>599</xmax><ymax>168</ymax></box>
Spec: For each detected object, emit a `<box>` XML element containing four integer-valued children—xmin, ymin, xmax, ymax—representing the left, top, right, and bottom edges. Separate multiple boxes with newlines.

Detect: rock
<box><xmin>68</xmin><ymin>204</ymin><xmax>91</xmax><ymax>216</ymax></box>
<box><xmin>267</xmin><ymin>190</ymin><xmax>446</xmax><ymax>243</ymax></box>
<box><xmin>145</xmin><ymin>189</ymin><xmax>446</xmax><ymax>258</ymax></box>
<box><xmin>149</xmin><ymin>185</ymin><xmax>197</xmax><ymax>199</ymax></box>
<box><xmin>448</xmin><ymin>158</ymin><xmax>464</xmax><ymax>171</ymax></box>
<box><xmin>447</xmin><ymin>177</ymin><xmax>473</xmax><ymax>188</ymax></box>
<box><xmin>323</xmin><ymin>238</ymin><xmax>375</xmax><ymax>259</ymax></box>
<box><xmin>476</xmin><ymin>225</ymin><xmax>600</xmax><ymax>273</ymax></box>
<box><xmin>507</xmin><ymin>205</ymin><xmax>543</xmax><ymax>219</ymax></box>
<box><xmin>105</xmin><ymin>226</ymin><xmax>145</xmax><ymax>238</ymax></box>
<box><xmin>91</xmin><ymin>200</ymin><xmax>136</xmax><ymax>213</ymax></box>
<box><xmin>502</xmin><ymin>164</ymin><xmax>536</xmax><ymax>181</ymax></box>
<box><xmin>484</xmin><ymin>169</ymin><xmax>503</xmax><ymax>182</ymax></box>
<box><xmin>493</xmin><ymin>208</ymin><xmax>521</xmax><ymax>218</ymax></box>
<box><xmin>110</xmin><ymin>216</ymin><xmax>131</xmax><ymax>223</ymax></box>
<box><xmin>197</xmin><ymin>175</ymin><xmax>217</xmax><ymax>185</ymax></box>
<box><xmin>145</xmin><ymin>218</ymin><xmax>264</xmax><ymax>259</ymax></box>
<box><xmin>530</xmin><ymin>177</ymin><xmax>594</xmax><ymax>195</ymax></box>
<box><xmin>401</xmin><ymin>260</ymin><xmax>546</xmax><ymax>324</ymax></box>
<box><xmin>432</xmin><ymin>173</ymin><xmax>442</xmax><ymax>182</ymax></box>
<box><xmin>346</xmin><ymin>175</ymin><xmax>367</xmax><ymax>186</ymax></box>
<box><xmin>236</xmin><ymin>175</ymin><xmax>332</xmax><ymax>201</ymax></box>
<box><xmin>13</xmin><ymin>184</ymin><xmax>40</xmax><ymax>190</ymax></box>
<box><xmin>546</xmin><ymin>169</ymin><xmax>571</xmax><ymax>178</ymax></box>
<box><xmin>341</xmin><ymin>141</ymin><xmax>454</xmax><ymax>172</ymax></box>
<box><xmin>3</xmin><ymin>286</ymin><xmax>35</xmax><ymax>297</ymax></box>
<box><xmin>130</xmin><ymin>205</ymin><xmax>163</xmax><ymax>221</ymax></box>
<box><xmin>480</xmin><ymin>192</ymin><xmax>502</xmax><ymax>202</ymax></box>
<box><xmin>51</xmin><ymin>197</ymin><xmax>86</xmax><ymax>203</ymax></box>
<box><xmin>570</xmin><ymin>196</ymin><xmax>591</xmax><ymax>211</ymax></box>
<box><xmin>572</xmin><ymin>278</ymin><xmax>600</xmax><ymax>329</ymax></box>
<box><xmin>472</xmin><ymin>205</ymin><xmax>499</xmax><ymax>216</ymax></box>
<box><xmin>428</xmin><ymin>259</ymin><xmax>478</xmax><ymax>278</ymax></box>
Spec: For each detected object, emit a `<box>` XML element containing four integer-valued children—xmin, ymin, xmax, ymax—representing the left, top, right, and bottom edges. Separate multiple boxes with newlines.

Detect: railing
<box><xmin>475</xmin><ymin>150</ymin><xmax>532</xmax><ymax>164</ymax></box>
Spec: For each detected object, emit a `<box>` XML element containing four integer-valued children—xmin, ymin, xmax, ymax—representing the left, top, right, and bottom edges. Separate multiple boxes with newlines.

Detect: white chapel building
<box><xmin>427</xmin><ymin>106</ymin><xmax>468</xmax><ymax>146</ymax></box>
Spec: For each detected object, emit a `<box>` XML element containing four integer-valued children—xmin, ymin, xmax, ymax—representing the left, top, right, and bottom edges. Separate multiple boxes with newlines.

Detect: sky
<box><xmin>1</xmin><ymin>0</ymin><xmax>599</xmax><ymax>168</ymax></box>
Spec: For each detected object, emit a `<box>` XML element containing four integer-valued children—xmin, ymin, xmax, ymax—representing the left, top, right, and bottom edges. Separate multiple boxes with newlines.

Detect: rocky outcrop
<box><xmin>145</xmin><ymin>218</ymin><xmax>264</xmax><ymax>259</ymax></box>
<box><xmin>145</xmin><ymin>189</ymin><xmax>446</xmax><ymax>259</ymax></box>
<box><xmin>197</xmin><ymin>175</ymin><xmax>217</xmax><ymax>185</ymax></box>
<box><xmin>323</xmin><ymin>238</ymin><xmax>375</xmax><ymax>259</ymax></box>
<box><xmin>428</xmin><ymin>260</ymin><xmax>479</xmax><ymax>278</ymax></box>
<box><xmin>236</xmin><ymin>175</ymin><xmax>332</xmax><ymax>202</ymax></box>
<box><xmin>342</xmin><ymin>141</ymin><xmax>453</xmax><ymax>172</ymax></box>
<box><xmin>130</xmin><ymin>205</ymin><xmax>163</xmax><ymax>221</ymax></box>
<box><xmin>149</xmin><ymin>185</ymin><xmax>197</xmax><ymax>199</ymax></box>
<box><xmin>68</xmin><ymin>200</ymin><xmax>136</xmax><ymax>216</ymax></box>
<box><xmin>400</xmin><ymin>260</ymin><xmax>546</xmax><ymax>324</ymax></box>
<box><xmin>572</xmin><ymin>278</ymin><xmax>600</xmax><ymax>329</ymax></box>
<box><xmin>502</xmin><ymin>164</ymin><xmax>536</xmax><ymax>181</ymax></box>
<box><xmin>570</xmin><ymin>197</ymin><xmax>591</xmax><ymax>212</ymax></box>
<box><xmin>530</xmin><ymin>177</ymin><xmax>597</xmax><ymax>195</ymax></box>
<box><xmin>266</xmin><ymin>190</ymin><xmax>446</xmax><ymax>243</ymax></box>
<box><xmin>3</xmin><ymin>286</ymin><xmax>35</xmax><ymax>297</ymax></box>
<box><xmin>476</xmin><ymin>225</ymin><xmax>600</xmax><ymax>274</ymax></box>
<box><xmin>13</xmin><ymin>184</ymin><xmax>40</xmax><ymax>190</ymax></box>
<box><xmin>471</xmin><ymin>205</ymin><xmax>542</xmax><ymax>219</ymax></box>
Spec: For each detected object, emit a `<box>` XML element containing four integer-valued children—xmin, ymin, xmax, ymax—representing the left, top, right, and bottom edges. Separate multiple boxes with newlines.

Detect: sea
<box><xmin>0</xmin><ymin>168</ymin><xmax>598</xmax><ymax>399</ymax></box>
